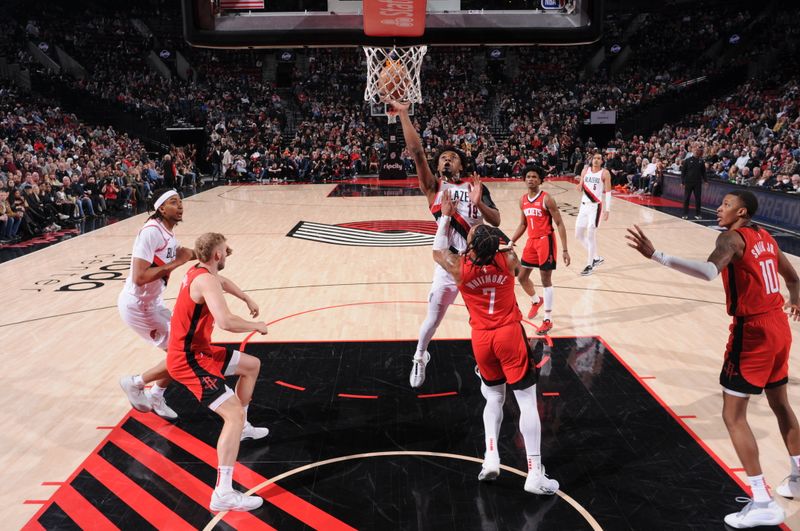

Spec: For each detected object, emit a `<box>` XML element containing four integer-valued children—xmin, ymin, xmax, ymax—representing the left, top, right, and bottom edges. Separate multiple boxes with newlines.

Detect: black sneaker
<box><xmin>580</xmin><ymin>265</ymin><xmax>593</xmax><ymax>276</ymax></box>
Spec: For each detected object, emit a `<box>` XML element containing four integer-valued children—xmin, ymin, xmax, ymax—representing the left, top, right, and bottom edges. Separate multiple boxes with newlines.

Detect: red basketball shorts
<box><xmin>167</xmin><ymin>346</ymin><xmax>239</xmax><ymax>409</ymax></box>
<box><xmin>521</xmin><ymin>233</ymin><xmax>557</xmax><ymax>271</ymax></box>
<box><xmin>720</xmin><ymin>308</ymin><xmax>792</xmax><ymax>395</ymax></box>
<box><xmin>471</xmin><ymin>322</ymin><xmax>536</xmax><ymax>389</ymax></box>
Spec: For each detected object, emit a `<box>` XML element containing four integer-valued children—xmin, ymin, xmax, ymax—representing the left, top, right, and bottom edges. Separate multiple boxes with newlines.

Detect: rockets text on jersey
<box><xmin>522</xmin><ymin>191</ymin><xmax>553</xmax><ymax>239</ymax></box>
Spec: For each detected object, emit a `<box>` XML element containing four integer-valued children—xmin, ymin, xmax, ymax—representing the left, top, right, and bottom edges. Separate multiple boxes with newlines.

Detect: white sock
<box><xmin>150</xmin><ymin>383</ymin><xmax>166</xmax><ymax>398</ymax></box>
<box><xmin>543</xmin><ymin>287</ymin><xmax>553</xmax><ymax>313</ymax></box>
<box><xmin>747</xmin><ymin>474</ymin><xmax>771</xmax><ymax>503</ymax></box>
<box><xmin>513</xmin><ymin>385</ymin><xmax>542</xmax><ymax>458</ymax></box>
<box><xmin>216</xmin><ymin>465</ymin><xmax>234</xmax><ymax>493</ymax></box>
<box><xmin>531</xmin><ymin>294</ymin><xmax>541</xmax><ymax>305</ymax></box>
<box><xmin>791</xmin><ymin>455</ymin><xmax>800</xmax><ymax>476</ymax></box>
<box><xmin>480</xmin><ymin>383</ymin><xmax>505</xmax><ymax>460</ymax></box>
<box><xmin>527</xmin><ymin>454</ymin><xmax>542</xmax><ymax>474</ymax></box>
<box><xmin>133</xmin><ymin>374</ymin><xmax>145</xmax><ymax>387</ymax></box>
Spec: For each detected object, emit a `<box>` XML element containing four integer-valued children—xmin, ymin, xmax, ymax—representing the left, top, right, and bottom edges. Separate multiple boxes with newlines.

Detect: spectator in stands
<box><xmin>0</xmin><ymin>188</ymin><xmax>22</xmax><ymax>242</ymax></box>
<box><xmin>681</xmin><ymin>144</ymin><xmax>706</xmax><ymax>219</ymax></box>
<box><xmin>67</xmin><ymin>176</ymin><xmax>96</xmax><ymax>218</ymax></box>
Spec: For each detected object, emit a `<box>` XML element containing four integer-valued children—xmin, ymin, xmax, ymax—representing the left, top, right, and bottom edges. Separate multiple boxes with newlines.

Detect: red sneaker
<box><xmin>528</xmin><ymin>298</ymin><xmax>544</xmax><ymax>319</ymax></box>
<box><xmin>537</xmin><ymin>319</ymin><xmax>553</xmax><ymax>336</ymax></box>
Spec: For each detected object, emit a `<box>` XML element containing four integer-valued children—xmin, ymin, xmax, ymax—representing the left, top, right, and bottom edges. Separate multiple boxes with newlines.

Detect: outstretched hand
<box><xmin>441</xmin><ymin>193</ymin><xmax>456</xmax><ymax>217</ymax></box>
<box><xmin>625</xmin><ymin>224</ymin><xmax>656</xmax><ymax>259</ymax></box>
<box><xmin>786</xmin><ymin>301</ymin><xmax>800</xmax><ymax>322</ymax></box>
<box><xmin>388</xmin><ymin>100</ymin><xmax>411</xmax><ymax>114</ymax></box>
<box><xmin>469</xmin><ymin>173</ymin><xmax>483</xmax><ymax>205</ymax></box>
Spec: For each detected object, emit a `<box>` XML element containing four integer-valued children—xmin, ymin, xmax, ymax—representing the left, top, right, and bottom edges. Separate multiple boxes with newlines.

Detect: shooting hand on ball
<box><xmin>388</xmin><ymin>100</ymin><xmax>411</xmax><ymax>114</ymax></box>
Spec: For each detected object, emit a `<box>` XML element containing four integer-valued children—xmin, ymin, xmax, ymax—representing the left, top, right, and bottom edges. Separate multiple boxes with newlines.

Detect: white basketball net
<box><xmin>363</xmin><ymin>45</ymin><xmax>427</xmax><ymax>123</ymax></box>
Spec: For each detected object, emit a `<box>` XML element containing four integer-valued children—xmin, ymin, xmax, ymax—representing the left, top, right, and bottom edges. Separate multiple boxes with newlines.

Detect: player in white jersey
<box><xmin>575</xmin><ymin>152</ymin><xmax>612</xmax><ymax>276</ymax></box>
<box><xmin>118</xmin><ymin>189</ymin><xmax>195</xmax><ymax>418</ymax></box>
<box><xmin>394</xmin><ymin>101</ymin><xmax>501</xmax><ymax>388</ymax></box>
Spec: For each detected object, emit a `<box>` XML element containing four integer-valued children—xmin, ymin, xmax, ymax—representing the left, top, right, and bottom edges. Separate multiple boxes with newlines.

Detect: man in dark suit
<box><xmin>681</xmin><ymin>144</ymin><xmax>707</xmax><ymax>219</ymax></box>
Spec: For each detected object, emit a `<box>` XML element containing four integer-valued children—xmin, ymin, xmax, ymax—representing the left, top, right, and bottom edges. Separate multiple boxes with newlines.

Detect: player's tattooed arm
<box><xmin>706</xmin><ymin>230</ymin><xmax>744</xmax><ymax>272</ymax></box>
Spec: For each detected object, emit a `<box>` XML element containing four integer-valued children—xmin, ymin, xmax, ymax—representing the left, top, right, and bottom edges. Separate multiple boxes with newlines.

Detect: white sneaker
<box><xmin>146</xmin><ymin>390</ymin><xmax>177</xmax><ymax>420</ymax></box>
<box><xmin>119</xmin><ymin>375</ymin><xmax>152</xmax><ymax>412</ymax></box>
<box><xmin>241</xmin><ymin>422</ymin><xmax>269</xmax><ymax>441</ymax></box>
<box><xmin>524</xmin><ymin>465</ymin><xmax>559</xmax><ymax>495</ymax></box>
<box><xmin>777</xmin><ymin>475</ymin><xmax>800</xmax><ymax>499</ymax></box>
<box><xmin>478</xmin><ymin>453</ymin><xmax>500</xmax><ymax>481</ymax></box>
<box><xmin>409</xmin><ymin>351</ymin><xmax>431</xmax><ymax>388</ymax></box>
<box><xmin>592</xmin><ymin>257</ymin><xmax>605</xmax><ymax>268</ymax></box>
<box><xmin>210</xmin><ymin>489</ymin><xmax>263</xmax><ymax>512</ymax></box>
<box><xmin>723</xmin><ymin>498</ymin><xmax>784</xmax><ymax>528</ymax></box>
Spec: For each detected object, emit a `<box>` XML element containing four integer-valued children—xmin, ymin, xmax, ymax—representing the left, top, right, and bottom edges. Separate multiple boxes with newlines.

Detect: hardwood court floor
<box><xmin>3</xmin><ymin>180</ymin><xmax>800</xmax><ymax>529</ymax></box>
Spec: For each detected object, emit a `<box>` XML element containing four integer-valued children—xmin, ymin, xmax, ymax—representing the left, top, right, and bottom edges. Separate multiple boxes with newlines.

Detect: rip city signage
<box><xmin>26</xmin><ymin>254</ymin><xmax>130</xmax><ymax>292</ymax></box>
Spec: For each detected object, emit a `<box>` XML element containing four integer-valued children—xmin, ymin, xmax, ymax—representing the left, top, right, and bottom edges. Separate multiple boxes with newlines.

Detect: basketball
<box><xmin>378</xmin><ymin>60</ymin><xmax>408</xmax><ymax>102</ymax></box>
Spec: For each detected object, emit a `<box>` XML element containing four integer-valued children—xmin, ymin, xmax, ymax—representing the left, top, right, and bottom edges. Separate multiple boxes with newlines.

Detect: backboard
<box><xmin>182</xmin><ymin>0</ymin><xmax>603</xmax><ymax>49</ymax></box>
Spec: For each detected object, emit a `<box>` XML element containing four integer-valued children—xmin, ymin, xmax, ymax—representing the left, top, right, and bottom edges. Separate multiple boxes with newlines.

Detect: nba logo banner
<box><xmin>540</xmin><ymin>0</ymin><xmax>563</xmax><ymax>9</ymax></box>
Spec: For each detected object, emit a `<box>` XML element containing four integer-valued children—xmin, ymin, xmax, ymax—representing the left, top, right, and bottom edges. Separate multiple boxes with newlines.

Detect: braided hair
<box><xmin>467</xmin><ymin>225</ymin><xmax>501</xmax><ymax>267</ymax></box>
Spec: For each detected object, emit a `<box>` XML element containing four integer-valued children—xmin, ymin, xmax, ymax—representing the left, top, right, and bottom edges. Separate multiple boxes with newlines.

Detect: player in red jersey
<box><xmin>431</xmin><ymin>195</ymin><xmax>559</xmax><ymax>495</ymax></box>
<box><xmin>393</xmin><ymin>100</ymin><xmax>501</xmax><ymax>389</ymax></box>
<box><xmin>627</xmin><ymin>190</ymin><xmax>800</xmax><ymax>528</ymax></box>
<box><xmin>166</xmin><ymin>232</ymin><xmax>270</xmax><ymax>513</ymax></box>
<box><xmin>510</xmin><ymin>166</ymin><xmax>571</xmax><ymax>335</ymax></box>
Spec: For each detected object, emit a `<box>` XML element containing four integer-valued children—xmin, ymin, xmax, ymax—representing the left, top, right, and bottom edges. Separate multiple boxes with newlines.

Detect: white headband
<box><xmin>154</xmin><ymin>190</ymin><xmax>179</xmax><ymax>211</ymax></box>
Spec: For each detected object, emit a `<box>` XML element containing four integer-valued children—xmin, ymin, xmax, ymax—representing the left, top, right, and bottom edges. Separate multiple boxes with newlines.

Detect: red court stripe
<box><xmin>133</xmin><ymin>412</ymin><xmax>357</xmax><ymax>531</ymax></box>
<box><xmin>23</xmin><ymin>500</ymin><xmax>48</xmax><ymax>504</ymax></box>
<box><xmin>96</xmin><ymin>426</ymin><xmax>115</xmax><ymax>430</ymax></box>
<box><xmin>678</xmin><ymin>415</ymin><xmax>697</xmax><ymax>419</ymax></box>
<box><xmin>417</xmin><ymin>391</ymin><xmax>458</xmax><ymax>399</ymax></box>
<box><xmin>19</xmin><ymin>521</ymin><xmax>46</xmax><ymax>531</ymax></box>
<box><xmin>41</xmin><ymin>482</ymin><xmax>65</xmax><ymax>486</ymax></box>
<box><xmin>23</xmin><ymin>412</ymin><xmax>135</xmax><ymax>529</ymax></box>
<box><xmin>730</xmin><ymin>468</ymin><xmax>746</xmax><ymax>472</ymax></box>
<box><xmin>640</xmin><ymin>376</ymin><xmax>656</xmax><ymax>379</ymax></box>
<box><xmin>83</xmin><ymin>453</ymin><xmax>194</xmax><ymax>531</ymax></box>
<box><xmin>275</xmin><ymin>380</ymin><xmax>306</xmax><ymax>391</ymax></box>
<box><xmin>337</xmin><ymin>393</ymin><xmax>379</xmax><ymax>399</ymax></box>
<box><xmin>542</xmin><ymin>392</ymin><xmax>560</xmax><ymax>397</ymax></box>
<box><xmin>535</xmin><ymin>355</ymin><xmax>551</xmax><ymax>369</ymax></box>
<box><xmin>109</xmin><ymin>430</ymin><xmax>273</xmax><ymax>530</ymax></box>
<box><xmin>53</xmin><ymin>485</ymin><xmax>119</xmax><ymax>531</ymax></box>
<box><xmin>596</xmin><ymin>336</ymin><xmax>752</xmax><ymax>491</ymax></box>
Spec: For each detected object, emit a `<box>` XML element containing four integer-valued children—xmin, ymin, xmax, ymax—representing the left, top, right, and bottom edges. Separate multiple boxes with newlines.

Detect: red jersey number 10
<box><xmin>759</xmin><ymin>259</ymin><xmax>780</xmax><ymax>295</ymax></box>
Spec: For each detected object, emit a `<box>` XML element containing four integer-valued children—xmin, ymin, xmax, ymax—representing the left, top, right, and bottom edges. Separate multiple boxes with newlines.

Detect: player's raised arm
<box><xmin>393</xmin><ymin>101</ymin><xmax>437</xmax><ymax>201</ymax></box>
<box><xmin>626</xmin><ymin>224</ymin><xmax>740</xmax><ymax>281</ymax></box>
<box><xmin>470</xmin><ymin>174</ymin><xmax>500</xmax><ymax>226</ymax></box>
<box><xmin>546</xmin><ymin>194</ymin><xmax>571</xmax><ymax>266</ymax></box>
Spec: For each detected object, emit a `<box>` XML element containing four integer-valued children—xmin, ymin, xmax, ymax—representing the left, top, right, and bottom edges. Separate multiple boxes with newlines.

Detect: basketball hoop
<box><xmin>363</xmin><ymin>45</ymin><xmax>427</xmax><ymax>124</ymax></box>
